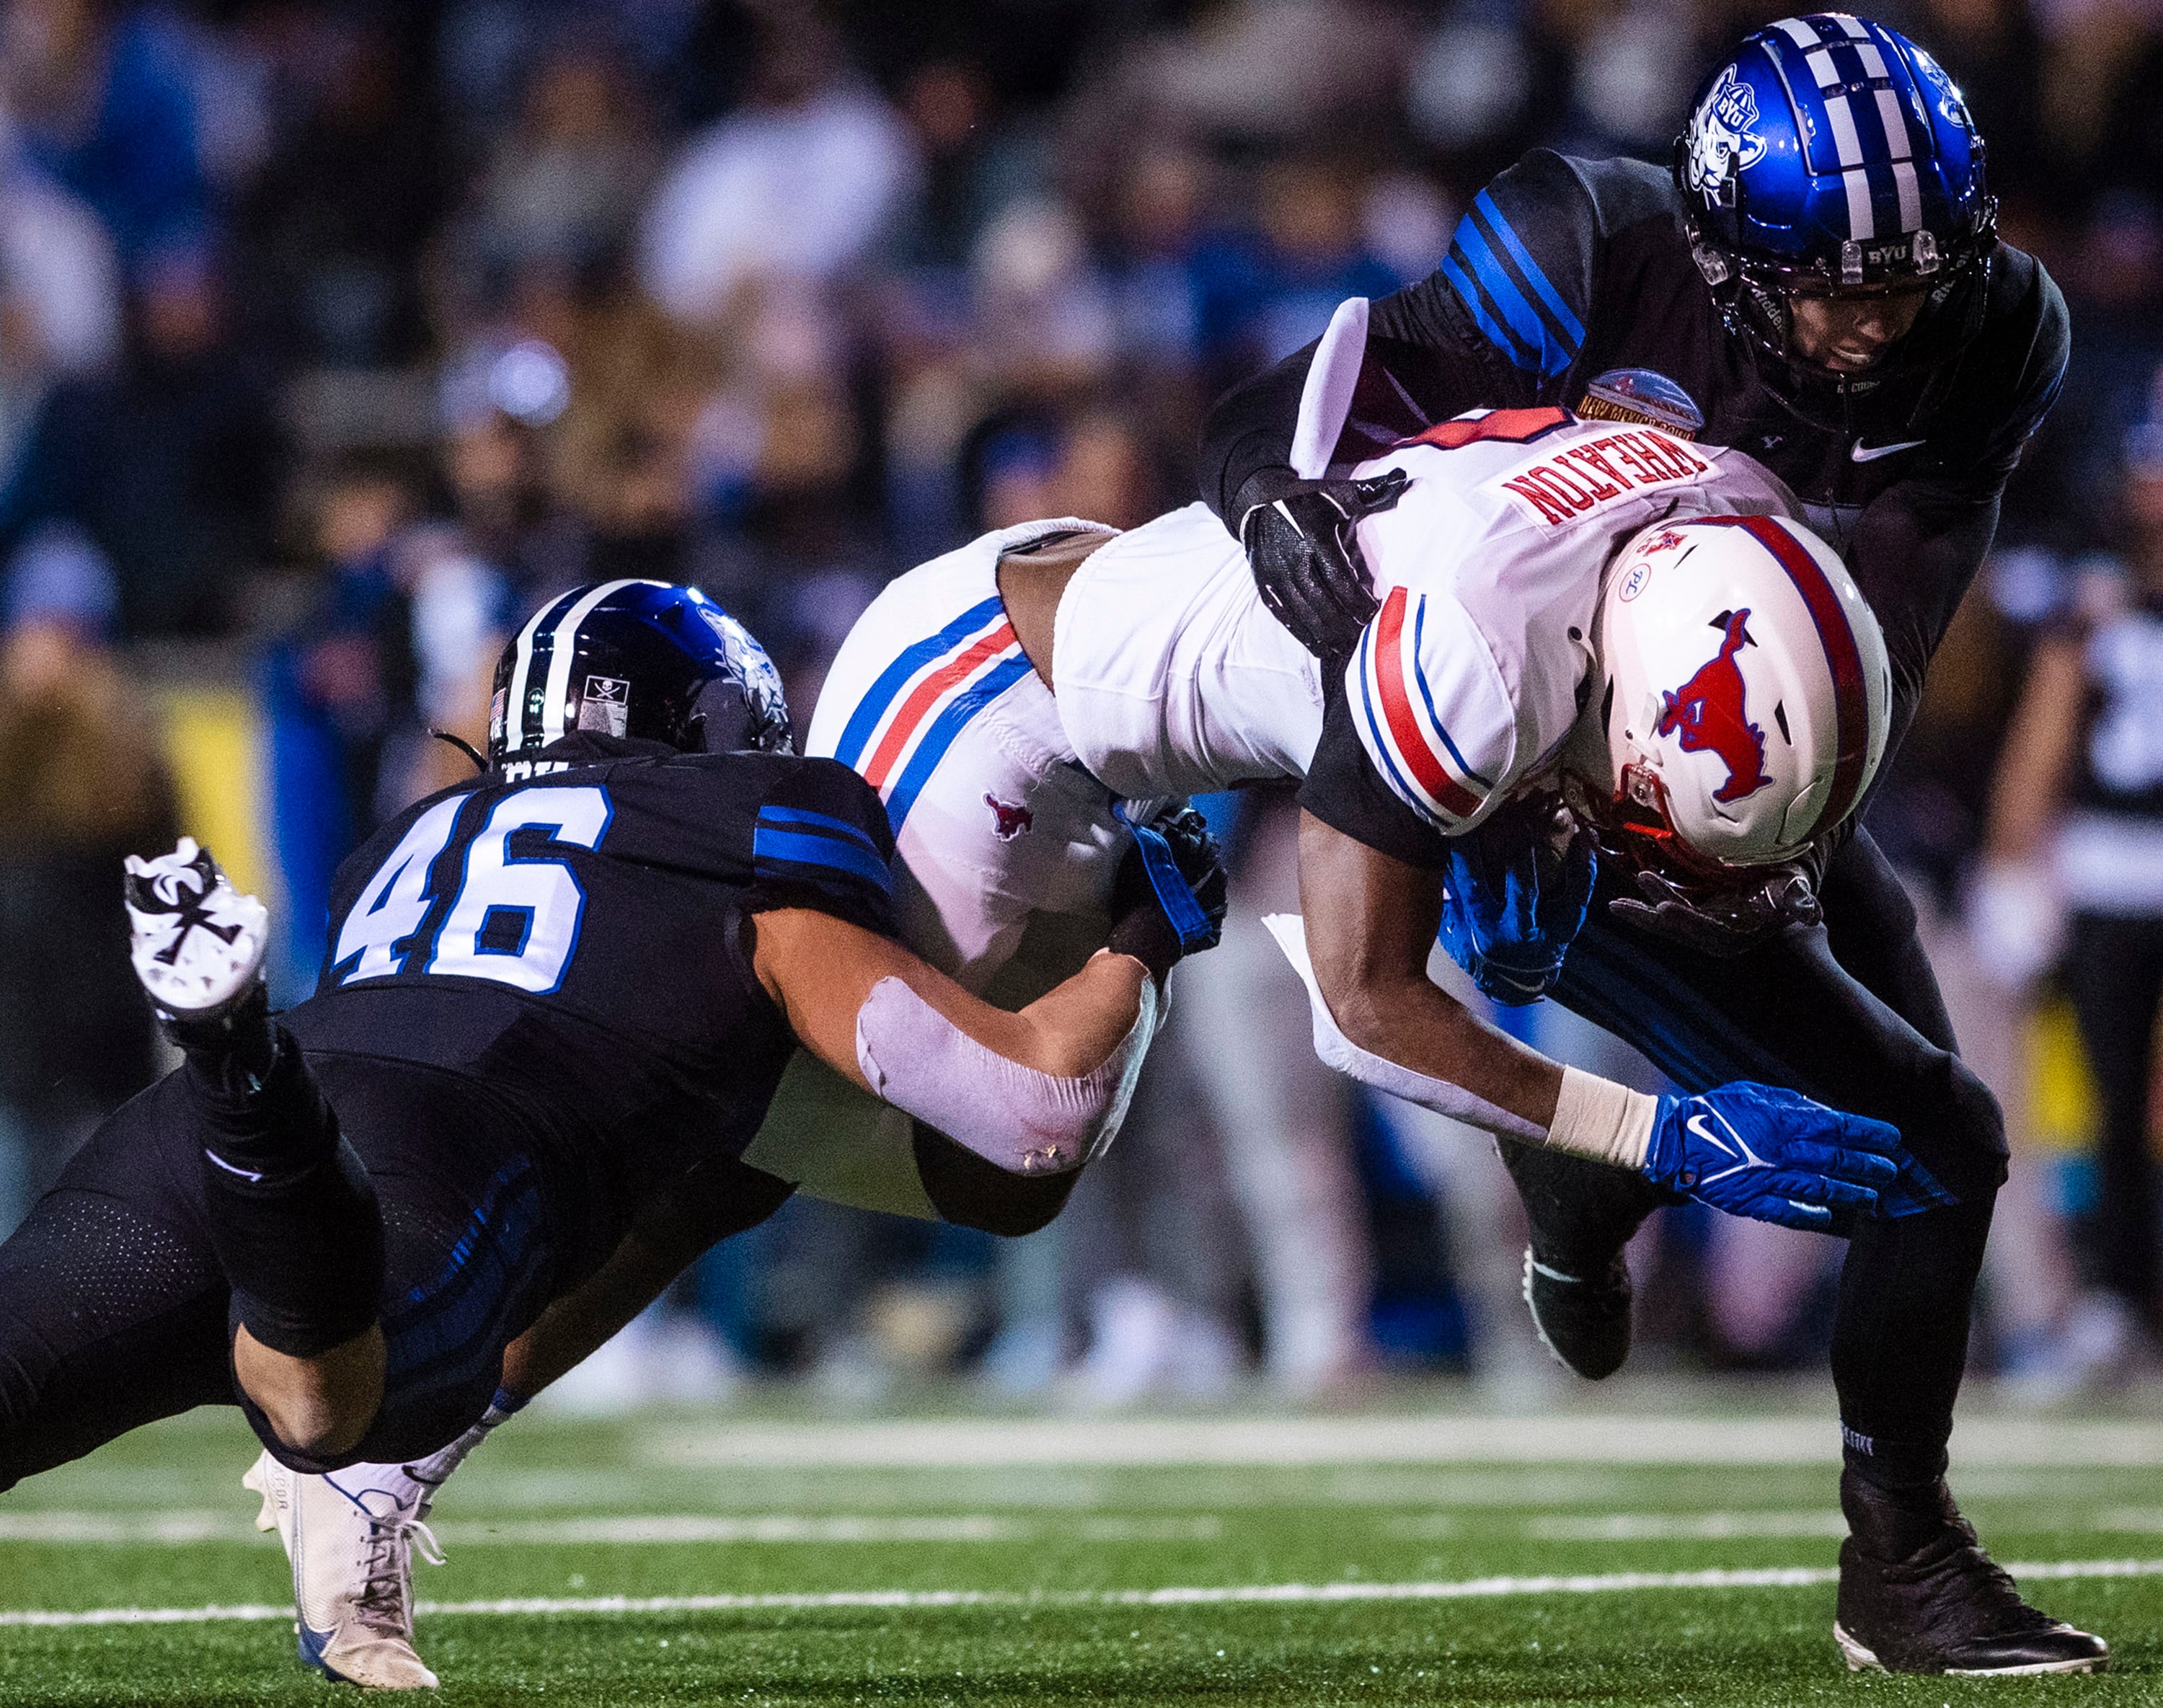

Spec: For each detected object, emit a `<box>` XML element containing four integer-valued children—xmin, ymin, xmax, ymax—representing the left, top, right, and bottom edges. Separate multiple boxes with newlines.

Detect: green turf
<box><xmin>4</xmin><ymin>1399</ymin><xmax>2160</xmax><ymax>1705</ymax></box>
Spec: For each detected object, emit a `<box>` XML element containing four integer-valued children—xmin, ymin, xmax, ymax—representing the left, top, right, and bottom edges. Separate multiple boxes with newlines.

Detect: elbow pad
<box><xmin>1260</xmin><ymin>913</ymin><xmax>1544</xmax><ymax>1144</ymax></box>
<box><xmin>854</xmin><ymin>973</ymin><xmax>1160</xmax><ymax>1177</ymax></box>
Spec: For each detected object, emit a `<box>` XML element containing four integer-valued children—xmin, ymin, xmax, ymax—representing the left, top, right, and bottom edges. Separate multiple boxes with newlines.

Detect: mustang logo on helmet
<box><xmin>1685</xmin><ymin>68</ymin><xmax>1766</xmax><ymax>200</ymax></box>
<box><xmin>1658</xmin><ymin>610</ymin><xmax>1772</xmax><ymax>804</ymax></box>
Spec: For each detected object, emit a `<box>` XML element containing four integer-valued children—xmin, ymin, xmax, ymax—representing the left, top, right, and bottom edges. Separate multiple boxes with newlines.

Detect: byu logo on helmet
<box><xmin>1685</xmin><ymin>68</ymin><xmax>1766</xmax><ymax>200</ymax></box>
<box><xmin>1658</xmin><ymin>611</ymin><xmax>1773</xmax><ymax>804</ymax></box>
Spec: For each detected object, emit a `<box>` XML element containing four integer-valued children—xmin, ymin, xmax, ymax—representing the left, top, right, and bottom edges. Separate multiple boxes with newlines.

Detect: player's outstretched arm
<box><xmin>749</xmin><ymin>797</ymin><xmax>1226</xmax><ymax>1179</ymax></box>
<box><xmin>1289</xmin><ymin>810</ymin><xmax>1926</xmax><ymax>1231</ymax></box>
<box><xmin>755</xmin><ymin>909</ymin><xmax>1156</xmax><ymax>1087</ymax></box>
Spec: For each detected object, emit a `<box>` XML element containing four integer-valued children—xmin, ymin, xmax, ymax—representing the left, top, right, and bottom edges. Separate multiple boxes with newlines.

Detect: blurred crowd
<box><xmin>4</xmin><ymin>0</ymin><xmax>2163</xmax><ymax>1409</ymax></box>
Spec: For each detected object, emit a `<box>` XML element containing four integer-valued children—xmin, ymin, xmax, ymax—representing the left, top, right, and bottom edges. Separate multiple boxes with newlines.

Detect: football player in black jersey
<box><xmin>1200</xmin><ymin>14</ymin><xmax>2097</xmax><ymax>1678</ymax></box>
<box><xmin>0</xmin><ymin>579</ymin><xmax>1222</xmax><ymax>1688</ymax></box>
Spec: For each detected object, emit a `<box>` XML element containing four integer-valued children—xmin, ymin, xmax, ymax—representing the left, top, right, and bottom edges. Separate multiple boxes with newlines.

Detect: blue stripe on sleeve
<box><xmin>1473</xmin><ymin>190</ymin><xmax>1585</xmax><ymax>350</ymax></box>
<box><xmin>882</xmin><ymin>654</ymin><xmax>1034</xmax><ymax>833</ymax></box>
<box><xmin>831</xmin><ymin>596</ymin><xmax>1008</xmax><ymax>769</ymax></box>
<box><xmin>1440</xmin><ymin>251</ymin><xmax>1539</xmax><ymax>373</ymax></box>
<box><xmin>753</xmin><ymin>826</ymin><xmax>893</xmax><ymax>893</ymax></box>
<box><xmin>756</xmin><ymin>805</ymin><xmax>881</xmax><ymax>849</ymax></box>
<box><xmin>1353</xmin><ymin>632</ymin><xmax>1430</xmax><ymax>823</ymax></box>
<box><xmin>1410</xmin><ymin>597</ymin><xmax>1495</xmax><ymax>788</ymax></box>
<box><xmin>1454</xmin><ymin>213</ymin><xmax>1571</xmax><ymax>381</ymax></box>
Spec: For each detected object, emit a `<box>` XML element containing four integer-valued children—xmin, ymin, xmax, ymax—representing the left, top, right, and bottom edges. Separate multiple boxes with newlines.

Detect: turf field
<box><xmin>6</xmin><ymin>1391</ymin><xmax>2163</xmax><ymax>1705</ymax></box>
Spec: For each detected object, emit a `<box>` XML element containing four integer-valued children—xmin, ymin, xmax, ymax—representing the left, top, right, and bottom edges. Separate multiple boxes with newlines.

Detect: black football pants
<box><xmin>1547</xmin><ymin>828</ymin><xmax>2007</xmax><ymax>1487</ymax></box>
<box><xmin>0</xmin><ymin>1052</ymin><xmax>586</xmax><ymax>1490</ymax></box>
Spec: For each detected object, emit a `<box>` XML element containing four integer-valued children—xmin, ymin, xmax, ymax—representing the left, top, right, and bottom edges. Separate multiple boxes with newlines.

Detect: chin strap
<box><xmin>430</xmin><ymin>729</ymin><xmax>488</xmax><ymax>773</ymax></box>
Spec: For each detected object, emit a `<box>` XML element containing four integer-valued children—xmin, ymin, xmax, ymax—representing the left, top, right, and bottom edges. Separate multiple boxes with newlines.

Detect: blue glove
<box><xmin>1437</xmin><ymin>795</ymin><xmax>1597</xmax><ymax>1005</ymax></box>
<box><xmin>1643</xmin><ymin>1083</ymin><xmax>1922</xmax><ymax>1231</ymax></box>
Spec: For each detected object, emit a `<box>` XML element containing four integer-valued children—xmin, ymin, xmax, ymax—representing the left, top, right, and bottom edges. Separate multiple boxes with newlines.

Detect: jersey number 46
<box><xmin>329</xmin><ymin>784</ymin><xmax>613</xmax><ymax>996</ymax></box>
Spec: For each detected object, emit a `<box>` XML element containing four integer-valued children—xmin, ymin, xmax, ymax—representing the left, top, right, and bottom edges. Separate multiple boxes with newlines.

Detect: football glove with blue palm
<box><xmin>1437</xmin><ymin>794</ymin><xmax>1598</xmax><ymax>1005</ymax></box>
<box><xmin>1643</xmin><ymin>1084</ymin><xmax>1936</xmax><ymax>1231</ymax></box>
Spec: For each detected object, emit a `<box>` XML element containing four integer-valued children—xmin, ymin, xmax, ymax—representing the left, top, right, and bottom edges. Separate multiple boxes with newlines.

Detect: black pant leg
<box><xmin>192</xmin><ymin>1032</ymin><xmax>385</xmax><ymax>1358</ymax></box>
<box><xmin>2062</xmin><ymin>913</ymin><xmax>2163</xmax><ymax>1306</ymax></box>
<box><xmin>1822</xmin><ymin>829</ymin><xmax>1959</xmax><ymax>1054</ymax></box>
<box><xmin>1557</xmin><ymin>850</ymin><xmax>2006</xmax><ymax>1487</ymax></box>
<box><xmin>239</xmin><ymin>1055</ymin><xmax>588</xmax><ymax>1473</ymax></box>
<box><xmin>0</xmin><ymin>1076</ymin><xmax>234</xmax><ymax>1493</ymax></box>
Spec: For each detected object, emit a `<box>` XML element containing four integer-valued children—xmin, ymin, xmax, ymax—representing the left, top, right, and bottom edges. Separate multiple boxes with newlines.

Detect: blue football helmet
<box><xmin>489</xmin><ymin>579</ymin><xmax>792</xmax><ymax>766</ymax></box>
<box><xmin>1674</xmin><ymin>14</ymin><xmax>1996</xmax><ymax>415</ymax></box>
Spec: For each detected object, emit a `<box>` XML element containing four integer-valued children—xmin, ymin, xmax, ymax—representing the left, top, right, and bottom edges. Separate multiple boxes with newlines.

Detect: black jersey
<box><xmin>1201</xmin><ymin>151</ymin><xmax>2069</xmax><ymax>758</ymax></box>
<box><xmin>282</xmin><ymin>733</ymin><xmax>897</xmax><ymax>1211</ymax></box>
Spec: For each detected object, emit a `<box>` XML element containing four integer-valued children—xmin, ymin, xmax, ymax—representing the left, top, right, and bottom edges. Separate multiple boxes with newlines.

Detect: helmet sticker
<box><xmin>1619</xmin><ymin>562</ymin><xmax>1653</xmax><ymax>603</ymax></box>
<box><xmin>1684</xmin><ymin>68</ymin><xmax>1766</xmax><ymax>200</ymax></box>
<box><xmin>1657</xmin><ymin>611</ymin><xmax>1772</xmax><ymax>804</ymax></box>
<box><xmin>578</xmin><ymin>674</ymin><xmax>630</xmax><ymax>738</ymax></box>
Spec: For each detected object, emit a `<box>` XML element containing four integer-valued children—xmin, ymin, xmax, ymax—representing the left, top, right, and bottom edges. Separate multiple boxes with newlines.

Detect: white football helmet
<box><xmin>1570</xmin><ymin>512</ymin><xmax>1892</xmax><ymax>870</ymax></box>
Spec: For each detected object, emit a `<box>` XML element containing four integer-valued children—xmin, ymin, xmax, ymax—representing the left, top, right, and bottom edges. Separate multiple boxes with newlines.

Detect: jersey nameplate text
<box><xmin>1489</xmin><ymin>428</ymin><xmax>1712</xmax><ymax>527</ymax></box>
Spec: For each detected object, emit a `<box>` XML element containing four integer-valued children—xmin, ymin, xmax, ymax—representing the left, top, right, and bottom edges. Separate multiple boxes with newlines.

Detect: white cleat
<box><xmin>245</xmin><ymin>1450</ymin><xmax>445</xmax><ymax>1690</ymax></box>
<box><xmin>125</xmin><ymin>837</ymin><xmax>269</xmax><ymax>1023</ymax></box>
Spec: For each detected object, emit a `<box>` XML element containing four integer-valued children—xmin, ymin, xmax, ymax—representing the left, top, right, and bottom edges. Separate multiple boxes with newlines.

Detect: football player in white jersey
<box><xmin>262</xmin><ymin>404</ymin><xmax>1940</xmax><ymax>1689</ymax></box>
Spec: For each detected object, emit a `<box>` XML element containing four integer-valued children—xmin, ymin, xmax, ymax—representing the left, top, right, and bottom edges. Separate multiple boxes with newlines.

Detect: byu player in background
<box><xmin>1198</xmin><ymin>14</ymin><xmax>2089</xmax><ymax>1676</ymax></box>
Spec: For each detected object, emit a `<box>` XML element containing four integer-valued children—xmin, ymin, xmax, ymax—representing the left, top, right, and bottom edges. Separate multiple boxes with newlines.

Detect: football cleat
<box><xmin>125</xmin><ymin>838</ymin><xmax>269</xmax><ymax>1030</ymax></box>
<box><xmin>245</xmin><ymin>1450</ymin><xmax>445</xmax><ymax>1690</ymax></box>
<box><xmin>1521</xmin><ymin>1247</ymin><xmax>1634</xmax><ymax>1381</ymax></box>
<box><xmin>1834</xmin><ymin>1472</ymin><xmax>2109</xmax><ymax>1675</ymax></box>
<box><xmin>1500</xmin><ymin>1140</ymin><xmax>1664</xmax><ymax>1380</ymax></box>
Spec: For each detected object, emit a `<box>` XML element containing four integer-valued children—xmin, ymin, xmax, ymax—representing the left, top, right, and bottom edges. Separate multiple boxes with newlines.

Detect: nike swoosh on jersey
<box><xmin>1849</xmin><ymin>438</ymin><xmax>1929</xmax><ymax>463</ymax></box>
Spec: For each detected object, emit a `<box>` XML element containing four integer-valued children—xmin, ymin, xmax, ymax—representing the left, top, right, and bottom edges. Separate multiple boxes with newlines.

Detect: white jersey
<box><xmin>1053</xmin><ymin>408</ymin><xmax>1800</xmax><ymax>834</ymax></box>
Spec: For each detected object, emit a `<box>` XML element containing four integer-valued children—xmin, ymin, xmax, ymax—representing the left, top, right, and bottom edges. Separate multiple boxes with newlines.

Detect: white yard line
<box><xmin>645</xmin><ymin>1414</ymin><xmax>2163</xmax><ymax>1469</ymax></box>
<box><xmin>0</xmin><ymin>1512</ymin><xmax>1223</xmax><ymax>1547</ymax></box>
<box><xmin>5</xmin><ymin>1558</ymin><xmax>2159</xmax><ymax>1628</ymax></box>
<box><xmin>1524</xmin><ymin>1512</ymin><xmax>1852</xmax><ymax>1541</ymax></box>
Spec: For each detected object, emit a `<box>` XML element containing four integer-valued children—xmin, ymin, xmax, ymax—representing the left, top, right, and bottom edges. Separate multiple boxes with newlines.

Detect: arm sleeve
<box><xmin>739</xmin><ymin>759</ymin><xmax>901</xmax><ymax>939</ymax></box>
<box><xmin>1198</xmin><ymin>151</ymin><xmax>1606</xmax><ymax>519</ymax></box>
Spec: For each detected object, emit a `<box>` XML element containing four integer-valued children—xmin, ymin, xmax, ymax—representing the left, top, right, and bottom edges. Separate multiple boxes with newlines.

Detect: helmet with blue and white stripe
<box><xmin>1675</xmin><ymin>15</ymin><xmax>1996</xmax><ymax>398</ymax></box>
<box><xmin>488</xmin><ymin>579</ymin><xmax>792</xmax><ymax>766</ymax></box>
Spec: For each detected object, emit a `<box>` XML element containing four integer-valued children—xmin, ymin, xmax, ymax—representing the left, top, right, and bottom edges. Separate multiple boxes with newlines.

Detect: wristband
<box><xmin>1545</xmin><ymin>1066</ymin><xmax>1658</xmax><ymax>1170</ymax></box>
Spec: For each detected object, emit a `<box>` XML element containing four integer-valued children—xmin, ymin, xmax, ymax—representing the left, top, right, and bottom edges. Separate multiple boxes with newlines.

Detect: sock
<box><xmin>348</xmin><ymin>1389</ymin><xmax>528</xmax><ymax>1521</ymax></box>
<box><xmin>195</xmin><ymin>1029</ymin><xmax>385</xmax><ymax>1358</ymax></box>
<box><xmin>168</xmin><ymin>982</ymin><xmax>280</xmax><ymax>1092</ymax></box>
<box><xmin>1840</xmin><ymin>1421</ymin><xmax>1950</xmax><ymax>1495</ymax></box>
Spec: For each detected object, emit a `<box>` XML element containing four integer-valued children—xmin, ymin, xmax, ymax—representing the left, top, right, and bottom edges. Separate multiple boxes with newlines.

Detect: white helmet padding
<box><xmin>1583</xmin><ymin>512</ymin><xmax>1891</xmax><ymax>867</ymax></box>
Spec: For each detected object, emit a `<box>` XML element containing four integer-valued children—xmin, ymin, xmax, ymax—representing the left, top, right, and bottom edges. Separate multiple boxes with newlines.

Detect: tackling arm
<box><xmin>751</xmin><ymin>911</ymin><xmax>1159</xmax><ymax>1177</ymax></box>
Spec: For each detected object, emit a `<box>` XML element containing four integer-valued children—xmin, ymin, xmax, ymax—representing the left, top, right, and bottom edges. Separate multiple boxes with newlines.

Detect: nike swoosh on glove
<box><xmin>1437</xmin><ymin>794</ymin><xmax>1597</xmax><ymax>1005</ymax></box>
<box><xmin>1234</xmin><ymin>465</ymin><xmax>1408</xmax><ymax>658</ymax></box>
<box><xmin>1642</xmin><ymin>1084</ymin><xmax>1917</xmax><ymax>1231</ymax></box>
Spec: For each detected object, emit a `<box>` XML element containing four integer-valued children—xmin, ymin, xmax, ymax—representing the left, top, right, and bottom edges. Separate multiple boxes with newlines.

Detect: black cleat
<box><xmin>1834</xmin><ymin>1472</ymin><xmax>2110</xmax><ymax>1676</ymax></box>
<box><xmin>1500</xmin><ymin>1141</ymin><xmax>1665</xmax><ymax>1380</ymax></box>
<box><xmin>1521</xmin><ymin>1247</ymin><xmax>1634</xmax><ymax>1380</ymax></box>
